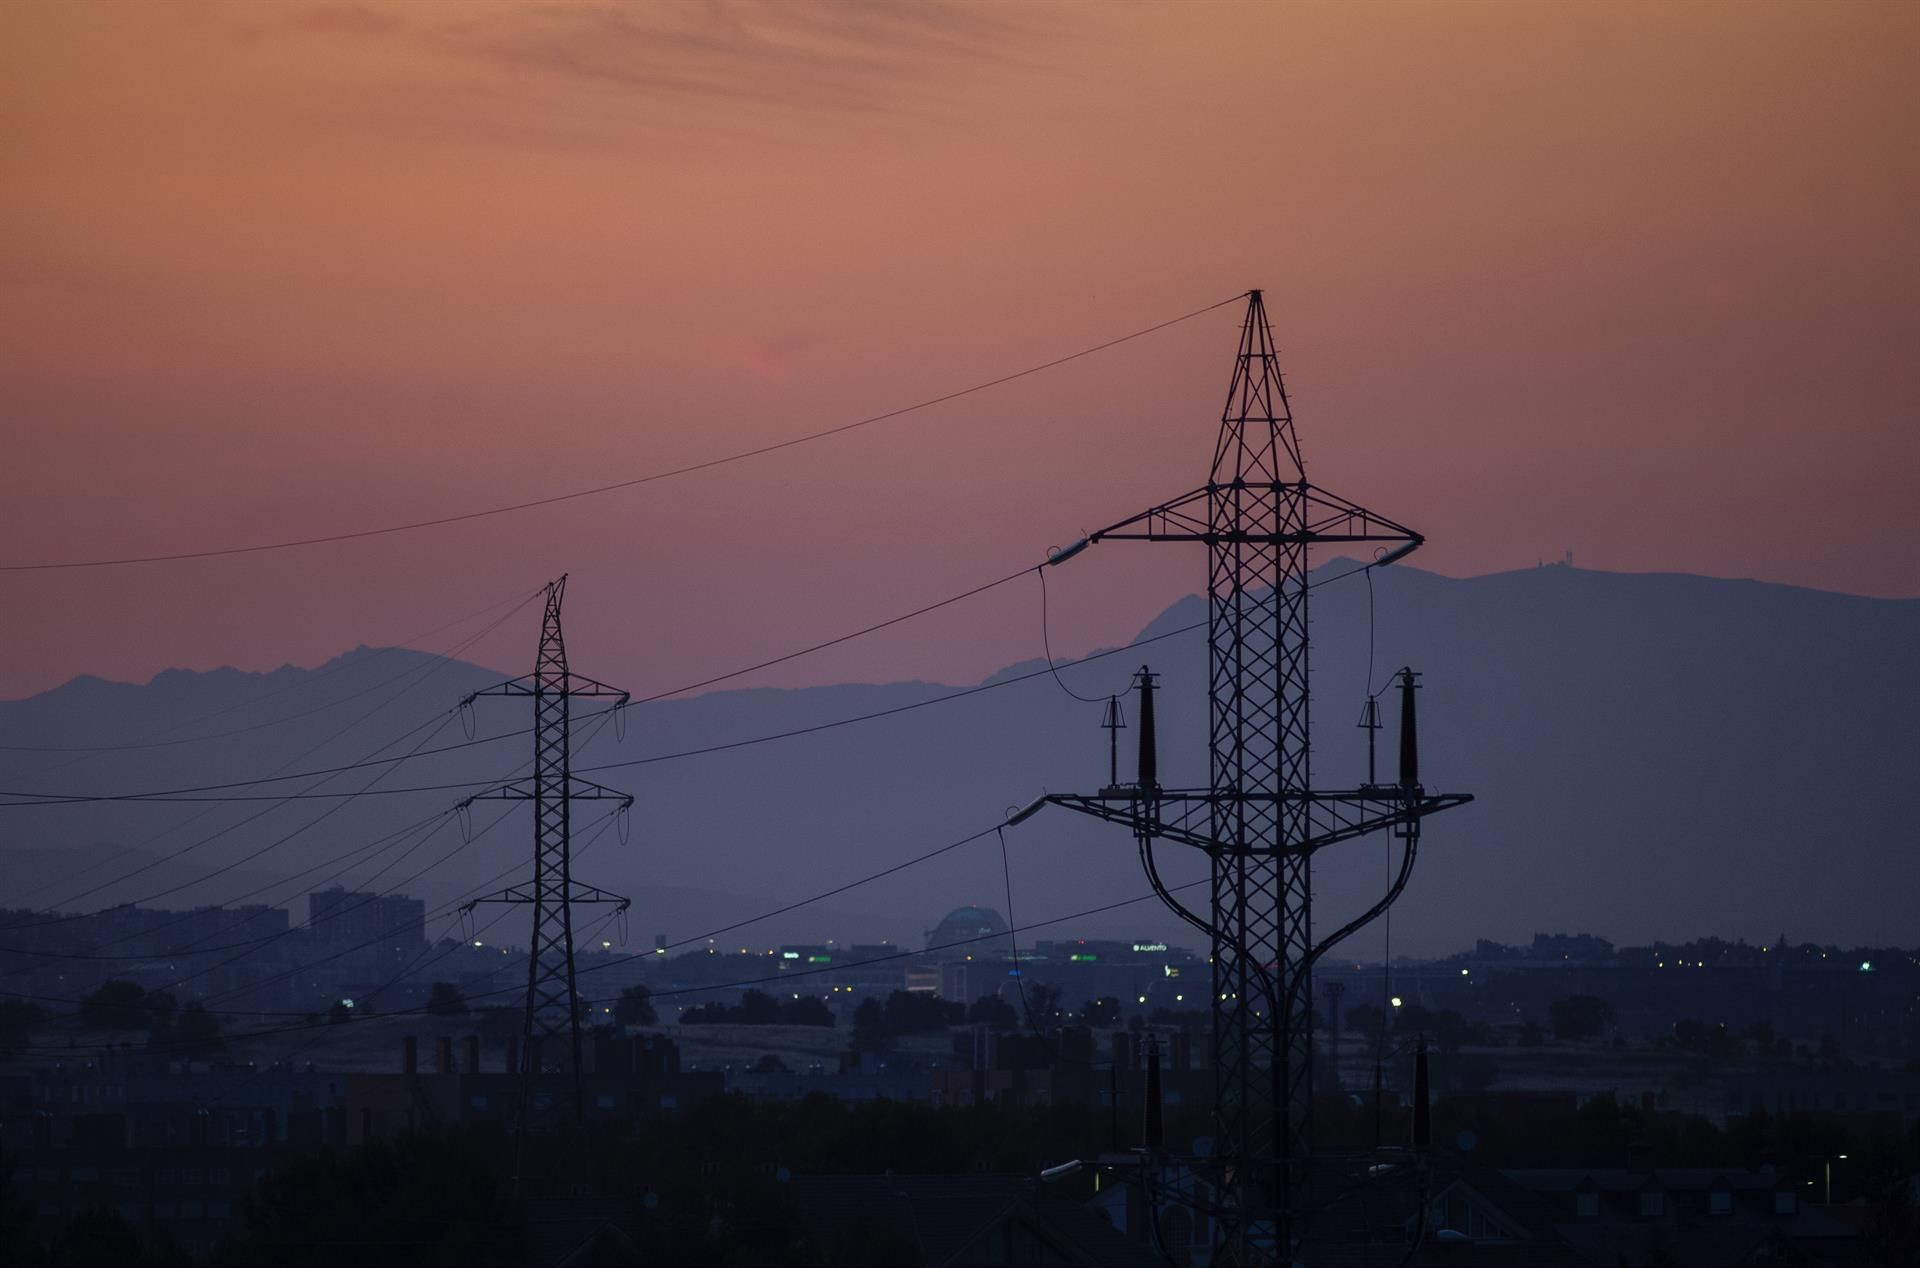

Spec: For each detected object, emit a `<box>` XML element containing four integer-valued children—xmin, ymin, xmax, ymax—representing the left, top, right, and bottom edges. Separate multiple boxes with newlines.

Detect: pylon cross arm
<box><xmin>465</xmin><ymin>777</ymin><xmax>634</xmax><ymax>805</ymax></box>
<box><xmin>464</xmin><ymin>882</ymin><xmax>631</xmax><ymax>908</ymax></box>
<box><xmin>1042</xmin><ymin>790</ymin><xmax>1472</xmax><ymax>856</ymax></box>
<box><xmin>461</xmin><ymin>671</ymin><xmax>631</xmax><ymax>704</ymax></box>
<box><xmin>1084</xmin><ymin>481</ymin><xmax>1425</xmax><ymax>549</ymax></box>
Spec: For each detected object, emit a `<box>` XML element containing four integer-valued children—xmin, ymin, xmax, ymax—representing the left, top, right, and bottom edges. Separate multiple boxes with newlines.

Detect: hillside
<box><xmin>2</xmin><ymin>564</ymin><xmax>1913</xmax><ymax>957</ymax></box>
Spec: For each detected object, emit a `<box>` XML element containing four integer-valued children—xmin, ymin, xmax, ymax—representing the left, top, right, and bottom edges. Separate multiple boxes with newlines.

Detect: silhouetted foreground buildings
<box><xmin>8</xmin><ymin>912</ymin><xmax>1920</xmax><ymax>1263</ymax></box>
<box><xmin>5</xmin><ymin>1028</ymin><xmax>1910</xmax><ymax>1264</ymax></box>
<box><xmin>1</xmin><ymin>1033</ymin><xmax>716</xmax><ymax>1259</ymax></box>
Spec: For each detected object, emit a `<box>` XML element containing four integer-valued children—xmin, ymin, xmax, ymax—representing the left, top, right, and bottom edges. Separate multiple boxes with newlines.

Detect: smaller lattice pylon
<box><xmin>457</xmin><ymin>575</ymin><xmax>634</xmax><ymax>1124</ymax></box>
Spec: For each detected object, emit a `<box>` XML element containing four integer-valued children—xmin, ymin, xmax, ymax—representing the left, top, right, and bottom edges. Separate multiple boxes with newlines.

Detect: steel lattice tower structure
<box><xmin>1027</xmin><ymin>291</ymin><xmax>1471</xmax><ymax>1264</ymax></box>
<box><xmin>461</xmin><ymin>576</ymin><xmax>632</xmax><ymax>1121</ymax></box>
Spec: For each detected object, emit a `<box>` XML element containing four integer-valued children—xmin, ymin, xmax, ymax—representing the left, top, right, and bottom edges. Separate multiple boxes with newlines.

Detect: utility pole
<box><xmin>1020</xmin><ymin>292</ymin><xmax>1472</xmax><ymax>1265</ymax></box>
<box><xmin>1325</xmin><ymin>979</ymin><xmax>1346</xmax><ymax>1092</ymax></box>
<box><xmin>460</xmin><ymin>576</ymin><xmax>633</xmax><ymax>1123</ymax></box>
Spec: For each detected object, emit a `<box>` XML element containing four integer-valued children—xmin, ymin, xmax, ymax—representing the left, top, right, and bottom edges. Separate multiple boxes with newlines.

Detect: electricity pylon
<box><xmin>1022</xmin><ymin>291</ymin><xmax>1471</xmax><ymax>1264</ymax></box>
<box><xmin>460</xmin><ymin>575</ymin><xmax>632</xmax><ymax>1121</ymax></box>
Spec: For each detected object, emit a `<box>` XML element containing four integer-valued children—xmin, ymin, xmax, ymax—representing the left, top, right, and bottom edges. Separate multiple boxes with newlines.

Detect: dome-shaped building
<box><xmin>925</xmin><ymin>905</ymin><xmax>1009</xmax><ymax>958</ymax></box>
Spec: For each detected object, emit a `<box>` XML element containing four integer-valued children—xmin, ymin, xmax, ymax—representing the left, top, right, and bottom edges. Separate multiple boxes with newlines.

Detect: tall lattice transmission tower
<box><xmin>1021</xmin><ymin>291</ymin><xmax>1471</xmax><ymax>1264</ymax></box>
<box><xmin>460</xmin><ymin>575</ymin><xmax>633</xmax><ymax>1120</ymax></box>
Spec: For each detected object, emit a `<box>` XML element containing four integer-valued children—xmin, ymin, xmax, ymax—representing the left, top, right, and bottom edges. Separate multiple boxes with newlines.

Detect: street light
<box><xmin>1812</xmin><ymin>1153</ymin><xmax>1849</xmax><ymax>1205</ymax></box>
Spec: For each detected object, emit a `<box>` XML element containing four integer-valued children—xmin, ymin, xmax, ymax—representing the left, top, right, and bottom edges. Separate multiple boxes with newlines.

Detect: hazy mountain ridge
<box><xmin>1</xmin><ymin>565</ymin><xmax>1913</xmax><ymax>957</ymax></box>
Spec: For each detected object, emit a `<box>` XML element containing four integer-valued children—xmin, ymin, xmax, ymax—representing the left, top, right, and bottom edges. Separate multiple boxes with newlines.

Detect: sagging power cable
<box><xmin>2</xmin><ymin>295</ymin><xmax>1245</xmax><ymax>573</ymax></box>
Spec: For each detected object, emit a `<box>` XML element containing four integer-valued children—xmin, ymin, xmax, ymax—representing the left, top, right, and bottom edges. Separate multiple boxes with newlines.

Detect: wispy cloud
<box><xmin>459</xmin><ymin>1</ymin><xmax>1038</xmax><ymax>109</ymax></box>
<box><xmin>255</xmin><ymin>0</ymin><xmax>1059</xmax><ymax>147</ymax></box>
<box><xmin>281</xmin><ymin>4</ymin><xmax>406</xmax><ymax>39</ymax></box>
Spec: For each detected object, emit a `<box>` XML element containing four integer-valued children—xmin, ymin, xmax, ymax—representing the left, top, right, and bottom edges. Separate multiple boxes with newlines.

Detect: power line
<box><xmin>0</xmin><ymin>707</ymin><xmax>611</xmax><ymax>807</ymax></box>
<box><xmin>0</xmin><ymin>712</ymin><xmax>466</xmax><ymax>929</ymax></box>
<box><xmin>1</xmin><ymin>589</ymin><xmax>543</xmax><ymax>913</ymax></box>
<box><xmin>247</xmin><ymin>904</ymin><xmax>622</xmax><ymax>1079</ymax></box>
<box><xmin>0</xmin><ymin>593</ymin><xmax>543</xmax><ymax>806</ymax></box>
<box><xmin>0</xmin><ymin>621</ymin><xmax>1204</xmax><ymax>807</ymax></box>
<box><xmin>0</xmin><ymin>700</ymin><xmax>606</xmax><ymax>959</ymax></box>
<box><xmin>2</xmin><ymin>863</ymin><xmax>1200</xmax><ymax>1040</ymax></box>
<box><xmin>0</xmin><ymin>803</ymin><xmax>622</xmax><ymax>1032</ymax></box>
<box><xmin>0</xmin><ymin>559</ymin><xmax>1388</xmax><ymax>809</ymax></box>
<box><xmin>570</xmin><ymin>876</ymin><xmax>1208</xmax><ymax>1002</ymax></box>
<box><xmin>574</xmin><ymin>616</ymin><xmax>1207</xmax><ymax>776</ymax></box>
<box><xmin>1037</xmin><ymin>565</ymin><xmax>1113</xmax><ymax>704</ymax></box>
<box><xmin>646</xmin><ymin>825</ymin><xmax>999</xmax><ymax>957</ymax></box>
<box><xmin>180</xmin><ymin>703</ymin><xmax>640</xmax><ymax>982</ymax></box>
<box><xmin>0</xmin><ymin>557</ymin><xmax>1038</xmax><ymax>805</ymax></box>
<box><xmin>199</xmin><ymin>802</ymin><xmax>625</xmax><ymax>1015</ymax></box>
<box><xmin>632</xmin><ymin>564</ymin><xmax>1039</xmax><ymax>705</ymax></box>
<box><xmin>187</xmin><ymin>803</ymin><xmax>524</xmax><ymax>1005</ymax></box>
<box><xmin>22</xmin><ymin>906</ymin><xmax>626</xmax><ymax>1064</ymax></box>
<box><xmin>0</xmin><ymin>587</ymin><xmax>542</xmax><ymax>755</ymax></box>
<box><xmin>1</xmin><ymin>295</ymin><xmax>1246</xmax><ymax>574</ymax></box>
<box><xmin>0</xmin><ymin>560</ymin><xmax>1393</xmax><ymax>1011</ymax></box>
<box><xmin>0</xmin><ymin>812</ymin><xmax>454</xmax><ymax>961</ymax></box>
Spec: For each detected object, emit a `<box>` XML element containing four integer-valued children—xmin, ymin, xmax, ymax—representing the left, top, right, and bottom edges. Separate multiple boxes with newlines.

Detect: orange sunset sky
<box><xmin>2</xmin><ymin>0</ymin><xmax>1915</xmax><ymax>701</ymax></box>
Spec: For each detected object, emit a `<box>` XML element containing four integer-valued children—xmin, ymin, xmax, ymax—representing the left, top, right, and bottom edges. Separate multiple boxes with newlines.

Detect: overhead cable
<box><xmin>0</xmin><ymin>556</ymin><xmax>1393</xmax><ymax>808</ymax></box>
<box><xmin>1</xmin><ymin>294</ymin><xmax>1246</xmax><ymax>573</ymax></box>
